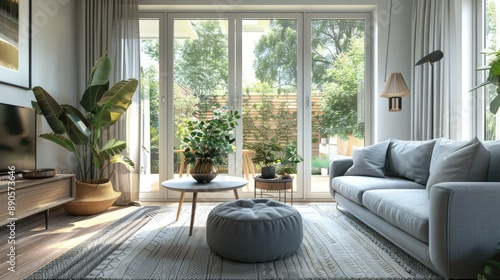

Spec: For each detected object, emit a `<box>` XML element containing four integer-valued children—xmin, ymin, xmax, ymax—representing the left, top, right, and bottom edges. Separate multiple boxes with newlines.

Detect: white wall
<box><xmin>375</xmin><ymin>0</ymin><xmax>413</xmax><ymax>141</ymax></box>
<box><xmin>0</xmin><ymin>0</ymin><xmax>78</xmax><ymax>172</ymax></box>
<box><xmin>138</xmin><ymin>0</ymin><xmax>414</xmax><ymax>144</ymax></box>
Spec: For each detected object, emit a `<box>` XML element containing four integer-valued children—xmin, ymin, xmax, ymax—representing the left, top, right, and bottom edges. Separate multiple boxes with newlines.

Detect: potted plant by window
<box><xmin>470</xmin><ymin>48</ymin><xmax>500</xmax><ymax>114</ymax></box>
<box><xmin>31</xmin><ymin>54</ymin><xmax>138</xmax><ymax>215</ymax></box>
<box><xmin>177</xmin><ymin>109</ymin><xmax>240</xmax><ymax>183</ymax></box>
<box><xmin>251</xmin><ymin>142</ymin><xmax>282</xmax><ymax>179</ymax></box>
<box><xmin>276</xmin><ymin>143</ymin><xmax>303</xmax><ymax>179</ymax></box>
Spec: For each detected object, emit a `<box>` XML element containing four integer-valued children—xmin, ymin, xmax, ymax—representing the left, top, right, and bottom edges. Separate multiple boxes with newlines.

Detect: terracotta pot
<box><xmin>63</xmin><ymin>179</ymin><xmax>121</xmax><ymax>216</ymax></box>
<box><xmin>190</xmin><ymin>159</ymin><xmax>217</xmax><ymax>183</ymax></box>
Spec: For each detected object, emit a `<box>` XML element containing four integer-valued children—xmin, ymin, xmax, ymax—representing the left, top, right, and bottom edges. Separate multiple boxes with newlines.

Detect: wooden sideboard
<box><xmin>0</xmin><ymin>174</ymin><xmax>75</xmax><ymax>228</ymax></box>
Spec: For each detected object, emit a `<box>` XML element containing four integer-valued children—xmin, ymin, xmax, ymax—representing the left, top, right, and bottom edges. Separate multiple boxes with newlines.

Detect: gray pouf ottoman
<box><xmin>206</xmin><ymin>198</ymin><xmax>303</xmax><ymax>263</ymax></box>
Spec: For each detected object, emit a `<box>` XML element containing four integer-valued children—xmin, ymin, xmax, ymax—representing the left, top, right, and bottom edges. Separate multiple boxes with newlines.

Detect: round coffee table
<box><xmin>161</xmin><ymin>175</ymin><xmax>248</xmax><ymax>236</ymax></box>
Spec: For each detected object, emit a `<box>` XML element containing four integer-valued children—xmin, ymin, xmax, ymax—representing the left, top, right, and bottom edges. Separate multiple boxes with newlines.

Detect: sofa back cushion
<box><xmin>426</xmin><ymin>137</ymin><xmax>490</xmax><ymax>193</ymax></box>
<box><xmin>384</xmin><ymin>139</ymin><xmax>437</xmax><ymax>185</ymax></box>
<box><xmin>484</xmin><ymin>141</ymin><xmax>500</xmax><ymax>182</ymax></box>
<box><xmin>429</xmin><ymin>138</ymin><xmax>466</xmax><ymax>171</ymax></box>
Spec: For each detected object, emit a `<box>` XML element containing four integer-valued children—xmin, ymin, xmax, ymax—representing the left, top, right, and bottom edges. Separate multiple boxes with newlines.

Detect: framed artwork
<box><xmin>0</xmin><ymin>0</ymin><xmax>31</xmax><ymax>89</ymax></box>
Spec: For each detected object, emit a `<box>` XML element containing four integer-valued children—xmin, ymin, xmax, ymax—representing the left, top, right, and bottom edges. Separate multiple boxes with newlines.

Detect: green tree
<box><xmin>311</xmin><ymin>19</ymin><xmax>364</xmax><ymax>87</ymax></box>
<box><xmin>318</xmin><ymin>37</ymin><xmax>365</xmax><ymax>140</ymax></box>
<box><xmin>174</xmin><ymin>20</ymin><xmax>228</xmax><ymax>115</ymax></box>
<box><xmin>253</xmin><ymin>19</ymin><xmax>364</xmax><ymax>90</ymax></box>
<box><xmin>253</xmin><ymin>20</ymin><xmax>297</xmax><ymax>91</ymax></box>
<box><xmin>252</xmin><ymin>19</ymin><xmax>365</xmax><ymax>142</ymax></box>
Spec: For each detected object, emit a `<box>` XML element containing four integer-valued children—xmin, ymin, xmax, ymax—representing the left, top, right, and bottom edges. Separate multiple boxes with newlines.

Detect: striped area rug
<box><xmin>27</xmin><ymin>203</ymin><xmax>442</xmax><ymax>279</ymax></box>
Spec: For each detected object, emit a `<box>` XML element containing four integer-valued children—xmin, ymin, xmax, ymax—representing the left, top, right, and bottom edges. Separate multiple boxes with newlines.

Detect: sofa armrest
<box><xmin>329</xmin><ymin>158</ymin><xmax>353</xmax><ymax>178</ymax></box>
<box><xmin>429</xmin><ymin>182</ymin><xmax>500</xmax><ymax>279</ymax></box>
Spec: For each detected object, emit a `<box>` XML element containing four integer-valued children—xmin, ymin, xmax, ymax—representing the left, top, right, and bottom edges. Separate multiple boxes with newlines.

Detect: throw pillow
<box><xmin>345</xmin><ymin>139</ymin><xmax>390</xmax><ymax>178</ymax></box>
<box><xmin>429</xmin><ymin>138</ymin><xmax>466</xmax><ymax>171</ymax></box>
<box><xmin>384</xmin><ymin>139</ymin><xmax>437</xmax><ymax>185</ymax></box>
<box><xmin>426</xmin><ymin>137</ymin><xmax>491</xmax><ymax>194</ymax></box>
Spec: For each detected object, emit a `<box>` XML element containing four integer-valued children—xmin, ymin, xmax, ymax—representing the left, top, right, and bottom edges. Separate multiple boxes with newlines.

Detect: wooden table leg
<box><xmin>176</xmin><ymin>192</ymin><xmax>185</xmax><ymax>222</ymax></box>
<box><xmin>189</xmin><ymin>192</ymin><xmax>198</xmax><ymax>236</ymax></box>
<box><xmin>233</xmin><ymin>189</ymin><xmax>239</xmax><ymax>199</ymax></box>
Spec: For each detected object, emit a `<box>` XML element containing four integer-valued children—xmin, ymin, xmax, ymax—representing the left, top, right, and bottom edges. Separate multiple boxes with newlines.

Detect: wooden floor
<box><xmin>0</xmin><ymin>201</ymin><xmax>312</xmax><ymax>280</ymax></box>
<box><xmin>0</xmin><ymin>204</ymin><xmax>158</xmax><ymax>280</ymax></box>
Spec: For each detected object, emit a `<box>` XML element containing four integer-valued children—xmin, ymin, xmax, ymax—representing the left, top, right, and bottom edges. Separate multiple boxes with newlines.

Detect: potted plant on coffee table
<box><xmin>251</xmin><ymin>142</ymin><xmax>282</xmax><ymax>179</ymax></box>
<box><xmin>31</xmin><ymin>54</ymin><xmax>138</xmax><ymax>215</ymax></box>
<box><xmin>177</xmin><ymin>109</ymin><xmax>240</xmax><ymax>183</ymax></box>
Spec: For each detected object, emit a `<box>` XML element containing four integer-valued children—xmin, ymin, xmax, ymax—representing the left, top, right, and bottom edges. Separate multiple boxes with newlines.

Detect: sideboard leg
<box><xmin>45</xmin><ymin>209</ymin><xmax>49</xmax><ymax>229</ymax></box>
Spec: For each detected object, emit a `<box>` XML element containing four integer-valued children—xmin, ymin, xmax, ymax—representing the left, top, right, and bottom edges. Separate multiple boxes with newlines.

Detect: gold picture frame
<box><xmin>0</xmin><ymin>0</ymin><xmax>31</xmax><ymax>89</ymax></box>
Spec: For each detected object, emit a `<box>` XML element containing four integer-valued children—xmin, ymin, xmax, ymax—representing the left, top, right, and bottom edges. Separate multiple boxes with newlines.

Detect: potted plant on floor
<box><xmin>31</xmin><ymin>54</ymin><xmax>138</xmax><ymax>215</ymax></box>
<box><xmin>177</xmin><ymin>109</ymin><xmax>240</xmax><ymax>183</ymax></box>
<box><xmin>251</xmin><ymin>142</ymin><xmax>282</xmax><ymax>179</ymax></box>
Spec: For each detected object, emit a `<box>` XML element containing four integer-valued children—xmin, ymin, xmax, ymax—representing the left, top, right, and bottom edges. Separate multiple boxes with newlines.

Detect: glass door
<box><xmin>304</xmin><ymin>14</ymin><xmax>370</xmax><ymax>198</ymax></box>
<box><xmin>236</xmin><ymin>14</ymin><xmax>303</xmax><ymax>199</ymax></box>
<box><xmin>167</xmin><ymin>13</ymin><xmax>236</xmax><ymax>200</ymax></box>
<box><xmin>138</xmin><ymin>13</ymin><xmax>166</xmax><ymax>200</ymax></box>
<box><xmin>138</xmin><ymin>11</ymin><xmax>371</xmax><ymax>201</ymax></box>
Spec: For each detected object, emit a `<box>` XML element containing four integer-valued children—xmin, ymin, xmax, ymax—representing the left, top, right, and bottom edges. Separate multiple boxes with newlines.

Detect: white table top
<box><xmin>161</xmin><ymin>175</ymin><xmax>248</xmax><ymax>192</ymax></box>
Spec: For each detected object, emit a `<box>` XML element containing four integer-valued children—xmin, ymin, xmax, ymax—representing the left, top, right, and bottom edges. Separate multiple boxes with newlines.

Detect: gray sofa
<box><xmin>329</xmin><ymin>137</ymin><xmax>500</xmax><ymax>279</ymax></box>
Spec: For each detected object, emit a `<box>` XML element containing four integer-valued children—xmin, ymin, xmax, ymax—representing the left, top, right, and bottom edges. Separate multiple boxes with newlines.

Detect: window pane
<box><xmin>241</xmin><ymin>19</ymin><xmax>299</xmax><ymax>192</ymax></box>
<box><xmin>173</xmin><ymin>19</ymin><xmax>229</xmax><ymax>175</ymax></box>
<box><xmin>310</xmin><ymin>18</ymin><xmax>366</xmax><ymax>192</ymax></box>
<box><xmin>485</xmin><ymin>0</ymin><xmax>500</xmax><ymax>140</ymax></box>
<box><xmin>139</xmin><ymin>19</ymin><xmax>160</xmax><ymax>193</ymax></box>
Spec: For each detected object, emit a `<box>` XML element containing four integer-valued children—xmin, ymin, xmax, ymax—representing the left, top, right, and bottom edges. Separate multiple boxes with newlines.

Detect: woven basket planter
<box><xmin>63</xmin><ymin>179</ymin><xmax>121</xmax><ymax>216</ymax></box>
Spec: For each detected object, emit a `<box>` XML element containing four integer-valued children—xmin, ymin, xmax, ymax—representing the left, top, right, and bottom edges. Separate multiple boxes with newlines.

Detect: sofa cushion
<box><xmin>426</xmin><ymin>137</ymin><xmax>490</xmax><ymax>193</ymax></box>
<box><xmin>331</xmin><ymin>176</ymin><xmax>425</xmax><ymax>205</ymax></box>
<box><xmin>429</xmin><ymin>138</ymin><xmax>466</xmax><ymax>171</ymax></box>
<box><xmin>362</xmin><ymin>189</ymin><xmax>429</xmax><ymax>243</ymax></box>
<box><xmin>385</xmin><ymin>139</ymin><xmax>437</xmax><ymax>185</ymax></box>
<box><xmin>484</xmin><ymin>141</ymin><xmax>500</xmax><ymax>182</ymax></box>
<box><xmin>345</xmin><ymin>140</ymin><xmax>390</xmax><ymax>178</ymax></box>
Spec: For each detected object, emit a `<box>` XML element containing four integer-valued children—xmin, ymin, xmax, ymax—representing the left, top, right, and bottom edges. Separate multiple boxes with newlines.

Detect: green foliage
<box><xmin>471</xmin><ymin>49</ymin><xmax>500</xmax><ymax>114</ymax></box>
<box><xmin>311</xmin><ymin>19</ymin><xmax>365</xmax><ymax>87</ymax></box>
<box><xmin>178</xmin><ymin>109</ymin><xmax>240</xmax><ymax>165</ymax></box>
<box><xmin>253</xmin><ymin>19</ymin><xmax>365</xmax><ymax>141</ymax></box>
<box><xmin>174</xmin><ymin>20</ymin><xmax>228</xmax><ymax>109</ymax></box>
<box><xmin>253</xmin><ymin>19</ymin><xmax>364</xmax><ymax>91</ymax></box>
<box><xmin>254</xmin><ymin>20</ymin><xmax>297</xmax><ymax>90</ymax></box>
<box><xmin>312</xmin><ymin>155</ymin><xmax>330</xmax><ymax>168</ymax></box>
<box><xmin>251</xmin><ymin>142</ymin><xmax>303</xmax><ymax>174</ymax></box>
<box><xmin>318</xmin><ymin>37</ymin><xmax>365</xmax><ymax>140</ymax></box>
<box><xmin>32</xmin><ymin>54</ymin><xmax>138</xmax><ymax>181</ymax></box>
<box><xmin>277</xmin><ymin>143</ymin><xmax>303</xmax><ymax>174</ymax></box>
<box><xmin>251</xmin><ymin>142</ymin><xmax>282</xmax><ymax>167</ymax></box>
<box><xmin>477</xmin><ymin>243</ymin><xmax>500</xmax><ymax>280</ymax></box>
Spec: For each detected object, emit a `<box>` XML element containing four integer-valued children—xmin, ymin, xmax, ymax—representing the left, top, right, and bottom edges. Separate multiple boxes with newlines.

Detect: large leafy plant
<box><xmin>178</xmin><ymin>109</ymin><xmax>240</xmax><ymax>165</ymax></box>
<box><xmin>31</xmin><ymin>54</ymin><xmax>138</xmax><ymax>181</ymax></box>
<box><xmin>470</xmin><ymin>49</ymin><xmax>500</xmax><ymax>114</ymax></box>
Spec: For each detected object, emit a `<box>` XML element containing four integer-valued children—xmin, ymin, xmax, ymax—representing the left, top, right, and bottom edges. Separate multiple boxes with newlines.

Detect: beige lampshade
<box><xmin>380</xmin><ymin>72</ymin><xmax>410</xmax><ymax>98</ymax></box>
<box><xmin>380</xmin><ymin>73</ymin><xmax>410</xmax><ymax>111</ymax></box>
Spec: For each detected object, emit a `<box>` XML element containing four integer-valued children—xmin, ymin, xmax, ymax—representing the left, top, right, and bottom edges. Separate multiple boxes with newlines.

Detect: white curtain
<box><xmin>411</xmin><ymin>0</ymin><xmax>452</xmax><ymax>140</ymax></box>
<box><xmin>78</xmin><ymin>0</ymin><xmax>141</xmax><ymax>205</ymax></box>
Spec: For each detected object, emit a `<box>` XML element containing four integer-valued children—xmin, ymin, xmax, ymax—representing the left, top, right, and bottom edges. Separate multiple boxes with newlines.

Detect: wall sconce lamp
<box><xmin>380</xmin><ymin>73</ymin><xmax>410</xmax><ymax>111</ymax></box>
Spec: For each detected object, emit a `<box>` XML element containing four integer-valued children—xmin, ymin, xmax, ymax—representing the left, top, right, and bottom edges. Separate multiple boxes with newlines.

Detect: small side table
<box><xmin>254</xmin><ymin>176</ymin><xmax>294</xmax><ymax>205</ymax></box>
